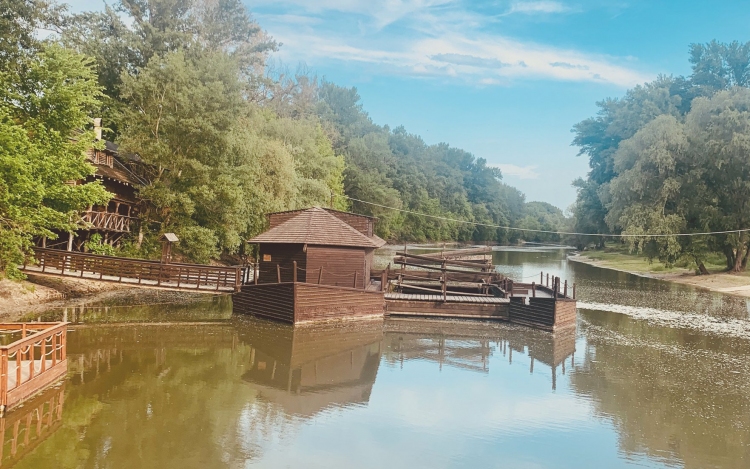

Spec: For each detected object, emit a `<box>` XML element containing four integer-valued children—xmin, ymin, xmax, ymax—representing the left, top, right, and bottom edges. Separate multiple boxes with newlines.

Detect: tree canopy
<box><xmin>571</xmin><ymin>40</ymin><xmax>750</xmax><ymax>272</ymax></box>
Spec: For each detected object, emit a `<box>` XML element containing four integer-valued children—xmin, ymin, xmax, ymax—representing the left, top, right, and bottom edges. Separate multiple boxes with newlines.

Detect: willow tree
<box><xmin>687</xmin><ymin>88</ymin><xmax>750</xmax><ymax>271</ymax></box>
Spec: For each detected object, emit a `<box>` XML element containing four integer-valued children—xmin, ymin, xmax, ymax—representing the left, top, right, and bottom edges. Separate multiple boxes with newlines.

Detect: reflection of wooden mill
<box><xmin>384</xmin><ymin>319</ymin><xmax>576</xmax><ymax>389</ymax></box>
<box><xmin>238</xmin><ymin>319</ymin><xmax>384</xmax><ymax>417</ymax></box>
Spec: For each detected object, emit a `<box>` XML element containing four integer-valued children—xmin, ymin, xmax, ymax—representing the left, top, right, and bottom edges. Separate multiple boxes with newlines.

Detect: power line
<box><xmin>335</xmin><ymin>193</ymin><xmax>750</xmax><ymax>238</ymax></box>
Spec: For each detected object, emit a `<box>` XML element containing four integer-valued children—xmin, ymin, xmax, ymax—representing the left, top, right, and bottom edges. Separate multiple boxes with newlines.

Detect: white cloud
<box><xmin>495</xmin><ymin>164</ymin><xmax>540</xmax><ymax>180</ymax></box>
<box><xmin>249</xmin><ymin>0</ymin><xmax>457</xmax><ymax>28</ymax></box>
<box><xmin>508</xmin><ymin>1</ymin><xmax>569</xmax><ymax>14</ymax></box>
<box><xmin>271</xmin><ymin>29</ymin><xmax>649</xmax><ymax>87</ymax></box>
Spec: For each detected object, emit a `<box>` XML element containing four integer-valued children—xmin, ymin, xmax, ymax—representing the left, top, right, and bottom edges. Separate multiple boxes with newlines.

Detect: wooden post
<box><xmin>318</xmin><ymin>267</ymin><xmax>323</xmax><ymax>284</ymax></box>
<box><xmin>564</xmin><ymin>280</ymin><xmax>568</xmax><ymax>298</ymax></box>
<box><xmin>573</xmin><ymin>283</ymin><xmax>576</xmax><ymax>299</ymax></box>
<box><xmin>532</xmin><ymin>282</ymin><xmax>536</xmax><ymax>298</ymax></box>
<box><xmin>353</xmin><ymin>271</ymin><xmax>359</xmax><ymax>289</ymax></box>
<box><xmin>293</xmin><ymin>261</ymin><xmax>297</xmax><ymax>283</ymax></box>
<box><xmin>254</xmin><ymin>263</ymin><xmax>258</xmax><ymax>285</ymax></box>
<box><xmin>540</xmin><ymin>271</ymin><xmax>543</xmax><ymax>285</ymax></box>
<box><xmin>546</xmin><ymin>273</ymin><xmax>549</xmax><ymax>287</ymax></box>
<box><xmin>276</xmin><ymin>264</ymin><xmax>281</xmax><ymax>283</ymax></box>
<box><xmin>442</xmin><ymin>272</ymin><xmax>447</xmax><ymax>301</ymax></box>
<box><xmin>381</xmin><ymin>269</ymin><xmax>387</xmax><ymax>292</ymax></box>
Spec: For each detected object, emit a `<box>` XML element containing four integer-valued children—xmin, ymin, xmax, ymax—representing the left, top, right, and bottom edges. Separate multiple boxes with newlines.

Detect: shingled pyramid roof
<box><xmin>248</xmin><ymin>207</ymin><xmax>386</xmax><ymax>248</ymax></box>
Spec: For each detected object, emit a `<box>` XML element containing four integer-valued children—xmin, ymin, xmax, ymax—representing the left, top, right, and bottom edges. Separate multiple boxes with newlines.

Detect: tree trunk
<box><xmin>733</xmin><ymin>242</ymin><xmax>746</xmax><ymax>272</ymax></box>
<box><xmin>696</xmin><ymin>261</ymin><xmax>710</xmax><ymax>275</ymax></box>
<box><xmin>724</xmin><ymin>245</ymin><xmax>736</xmax><ymax>270</ymax></box>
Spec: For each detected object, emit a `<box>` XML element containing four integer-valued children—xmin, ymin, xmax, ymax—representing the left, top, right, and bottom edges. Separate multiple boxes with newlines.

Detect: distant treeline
<box><xmin>571</xmin><ymin>40</ymin><xmax>750</xmax><ymax>273</ymax></box>
<box><xmin>0</xmin><ymin>0</ymin><xmax>565</xmax><ymax>274</ymax></box>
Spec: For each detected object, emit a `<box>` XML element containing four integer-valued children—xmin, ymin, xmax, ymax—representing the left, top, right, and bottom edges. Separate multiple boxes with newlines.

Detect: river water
<box><xmin>6</xmin><ymin>247</ymin><xmax>750</xmax><ymax>468</ymax></box>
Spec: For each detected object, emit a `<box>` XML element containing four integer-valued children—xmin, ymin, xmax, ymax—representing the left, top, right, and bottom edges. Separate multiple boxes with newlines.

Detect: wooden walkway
<box><xmin>21</xmin><ymin>248</ymin><xmax>244</xmax><ymax>293</ymax></box>
<box><xmin>385</xmin><ymin>293</ymin><xmax>509</xmax><ymax>304</ymax></box>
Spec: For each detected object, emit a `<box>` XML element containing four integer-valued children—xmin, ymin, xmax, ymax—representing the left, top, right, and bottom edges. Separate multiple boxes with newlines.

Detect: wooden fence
<box><xmin>0</xmin><ymin>323</ymin><xmax>68</xmax><ymax>412</ymax></box>
<box><xmin>22</xmin><ymin>248</ymin><xmax>244</xmax><ymax>293</ymax></box>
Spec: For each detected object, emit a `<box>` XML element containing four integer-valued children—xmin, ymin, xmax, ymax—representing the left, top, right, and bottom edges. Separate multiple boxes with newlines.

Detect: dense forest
<box><xmin>0</xmin><ymin>0</ymin><xmax>567</xmax><ymax>277</ymax></box>
<box><xmin>570</xmin><ymin>40</ymin><xmax>750</xmax><ymax>272</ymax></box>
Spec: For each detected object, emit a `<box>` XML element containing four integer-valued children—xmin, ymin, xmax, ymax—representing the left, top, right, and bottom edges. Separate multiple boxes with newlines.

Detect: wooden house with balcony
<box><xmin>52</xmin><ymin>119</ymin><xmax>147</xmax><ymax>251</ymax></box>
<box><xmin>233</xmin><ymin>207</ymin><xmax>387</xmax><ymax>323</ymax></box>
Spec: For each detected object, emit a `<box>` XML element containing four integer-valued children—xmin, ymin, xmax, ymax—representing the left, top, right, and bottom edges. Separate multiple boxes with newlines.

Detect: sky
<box><xmin>67</xmin><ymin>0</ymin><xmax>750</xmax><ymax>211</ymax></box>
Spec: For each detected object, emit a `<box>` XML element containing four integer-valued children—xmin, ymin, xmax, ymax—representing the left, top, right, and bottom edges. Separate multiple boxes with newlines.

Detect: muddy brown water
<box><xmin>4</xmin><ymin>247</ymin><xmax>749</xmax><ymax>468</ymax></box>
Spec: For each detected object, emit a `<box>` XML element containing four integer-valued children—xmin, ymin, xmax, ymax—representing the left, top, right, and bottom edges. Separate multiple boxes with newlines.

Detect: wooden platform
<box><xmin>385</xmin><ymin>293</ymin><xmax>510</xmax><ymax>320</ymax></box>
<box><xmin>386</xmin><ymin>293</ymin><xmax>509</xmax><ymax>304</ymax></box>
<box><xmin>0</xmin><ymin>323</ymin><xmax>68</xmax><ymax>413</ymax></box>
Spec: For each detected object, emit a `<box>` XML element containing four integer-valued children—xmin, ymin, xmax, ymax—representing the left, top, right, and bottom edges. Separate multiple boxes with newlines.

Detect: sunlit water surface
<box><xmin>6</xmin><ymin>247</ymin><xmax>750</xmax><ymax>469</ymax></box>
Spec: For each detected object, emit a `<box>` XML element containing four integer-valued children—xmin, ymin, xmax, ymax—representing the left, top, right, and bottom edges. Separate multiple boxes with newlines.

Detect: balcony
<box><xmin>81</xmin><ymin>210</ymin><xmax>132</xmax><ymax>233</ymax></box>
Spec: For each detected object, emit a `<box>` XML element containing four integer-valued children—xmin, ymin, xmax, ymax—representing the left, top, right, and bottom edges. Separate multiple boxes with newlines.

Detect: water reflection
<box><xmin>239</xmin><ymin>320</ymin><xmax>383</xmax><ymax>417</ymax></box>
<box><xmin>384</xmin><ymin>320</ymin><xmax>575</xmax><ymax>389</ymax></box>
<box><xmin>0</xmin><ymin>385</ymin><xmax>64</xmax><ymax>467</ymax></box>
<box><xmin>575</xmin><ymin>310</ymin><xmax>750</xmax><ymax>469</ymax></box>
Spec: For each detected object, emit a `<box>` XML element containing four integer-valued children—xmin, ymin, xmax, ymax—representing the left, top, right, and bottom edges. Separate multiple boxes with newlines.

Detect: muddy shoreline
<box><xmin>0</xmin><ymin>274</ymin><xmax>213</xmax><ymax>321</ymax></box>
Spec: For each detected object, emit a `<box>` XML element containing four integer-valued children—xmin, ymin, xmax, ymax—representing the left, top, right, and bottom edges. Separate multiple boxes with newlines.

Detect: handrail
<box><xmin>0</xmin><ymin>323</ymin><xmax>68</xmax><ymax>409</ymax></box>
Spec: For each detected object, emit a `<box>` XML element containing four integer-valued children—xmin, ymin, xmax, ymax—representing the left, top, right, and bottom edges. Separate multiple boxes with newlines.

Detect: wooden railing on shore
<box><xmin>22</xmin><ymin>248</ymin><xmax>244</xmax><ymax>293</ymax></box>
<box><xmin>0</xmin><ymin>323</ymin><xmax>68</xmax><ymax>412</ymax></box>
<box><xmin>81</xmin><ymin>210</ymin><xmax>132</xmax><ymax>233</ymax></box>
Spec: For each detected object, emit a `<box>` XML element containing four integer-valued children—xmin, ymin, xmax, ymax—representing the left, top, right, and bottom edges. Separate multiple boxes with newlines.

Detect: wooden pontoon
<box><xmin>381</xmin><ymin>249</ymin><xmax>577</xmax><ymax>332</ymax></box>
<box><xmin>0</xmin><ymin>323</ymin><xmax>68</xmax><ymax>414</ymax></box>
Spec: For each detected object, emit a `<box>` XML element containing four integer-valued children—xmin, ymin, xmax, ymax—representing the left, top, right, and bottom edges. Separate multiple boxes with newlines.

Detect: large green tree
<box><xmin>0</xmin><ymin>44</ymin><xmax>110</xmax><ymax>278</ymax></box>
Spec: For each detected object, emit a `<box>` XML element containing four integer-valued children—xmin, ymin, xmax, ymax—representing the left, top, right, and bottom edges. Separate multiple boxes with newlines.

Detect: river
<box><xmin>6</xmin><ymin>247</ymin><xmax>749</xmax><ymax>468</ymax></box>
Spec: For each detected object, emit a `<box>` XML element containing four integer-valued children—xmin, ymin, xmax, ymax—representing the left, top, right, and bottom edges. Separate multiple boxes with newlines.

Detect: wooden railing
<box><xmin>0</xmin><ymin>323</ymin><xmax>68</xmax><ymax>412</ymax></box>
<box><xmin>81</xmin><ymin>210</ymin><xmax>132</xmax><ymax>232</ymax></box>
<box><xmin>22</xmin><ymin>248</ymin><xmax>243</xmax><ymax>292</ymax></box>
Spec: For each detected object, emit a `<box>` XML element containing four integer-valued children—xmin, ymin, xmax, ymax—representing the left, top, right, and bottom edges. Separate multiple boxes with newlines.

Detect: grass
<box><xmin>578</xmin><ymin>243</ymin><xmax>729</xmax><ymax>275</ymax></box>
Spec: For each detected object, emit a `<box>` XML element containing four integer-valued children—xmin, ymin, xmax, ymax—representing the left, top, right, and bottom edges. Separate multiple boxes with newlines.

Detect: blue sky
<box><xmin>68</xmin><ymin>1</ymin><xmax>750</xmax><ymax>210</ymax></box>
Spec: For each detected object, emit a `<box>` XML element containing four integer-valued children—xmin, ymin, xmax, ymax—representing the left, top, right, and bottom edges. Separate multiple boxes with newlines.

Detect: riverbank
<box><xmin>569</xmin><ymin>252</ymin><xmax>750</xmax><ymax>298</ymax></box>
<box><xmin>0</xmin><ymin>274</ymin><xmax>134</xmax><ymax>319</ymax></box>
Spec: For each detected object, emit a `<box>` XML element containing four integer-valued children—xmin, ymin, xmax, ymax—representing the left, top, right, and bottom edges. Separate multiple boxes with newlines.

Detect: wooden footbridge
<box><xmin>21</xmin><ymin>248</ymin><xmax>246</xmax><ymax>293</ymax></box>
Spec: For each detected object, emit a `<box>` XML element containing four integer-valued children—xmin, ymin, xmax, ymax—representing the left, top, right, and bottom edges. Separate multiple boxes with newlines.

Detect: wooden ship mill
<box><xmin>233</xmin><ymin>207</ymin><xmax>577</xmax><ymax>332</ymax></box>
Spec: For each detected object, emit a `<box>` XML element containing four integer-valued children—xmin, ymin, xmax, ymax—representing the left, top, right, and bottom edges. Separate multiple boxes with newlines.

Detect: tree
<box><xmin>0</xmin><ymin>44</ymin><xmax>110</xmax><ymax>278</ymax></box>
<box><xmin>686</xmin><ymin>88</ymin><xmax>750</xmax><ymax>271</ymax></box>
<box><xmin>690</xmin><ymin>40</ymin><xmax>750</xmax><ymax>92</ymax></box>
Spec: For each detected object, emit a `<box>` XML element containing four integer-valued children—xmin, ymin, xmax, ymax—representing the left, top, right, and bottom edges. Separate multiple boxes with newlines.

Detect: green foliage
<box><xmin>316</xmin><ymin>82</ymin><xmax>536</xmax><ymax>243</ymax></box>
<box><xmin>0</xmin><ymin>42</ymin><xmax>110</xmax><ymax>278</ymax></box>
<box><xmin>573</xmin><ymin>41</ymin><xmax>750</xmax><ymax>271</ymax></box>
<box><xmin>84</xmin><ymin>234</ymin><xmax>116</xmax><ymax>256</ymax></box>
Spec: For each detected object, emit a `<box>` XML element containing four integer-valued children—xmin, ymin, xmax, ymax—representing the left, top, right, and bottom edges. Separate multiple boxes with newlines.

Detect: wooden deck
<box><xmin>386</xmin><ymin>293</ymin><xmax>509</xmax><ymax>304</ymax></box>
<box><xmin>21</xmin><ymin>248</ymin><xmax>243</xmax><ymax>293</ymax></box>
<box><xmin>0</xmin><ymin>323</ymin><xmax>68</xmax><ymax>413</ymax></box>
<box><xmin>385</xmin><ymin>293</ymin><xmax>510</xmax><ymax>320</ymax></box>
